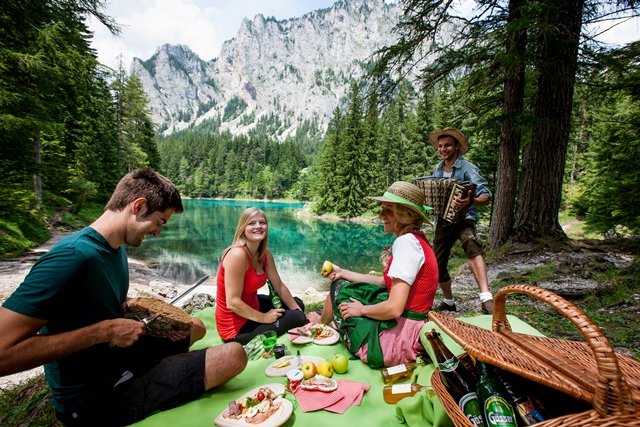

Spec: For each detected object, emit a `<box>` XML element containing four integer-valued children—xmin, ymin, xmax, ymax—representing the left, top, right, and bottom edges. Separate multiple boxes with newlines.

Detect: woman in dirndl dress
<box><xmin>319</xmin><ymin>181</ymin><xmax>439</xmax><ymax>368</ymax></box>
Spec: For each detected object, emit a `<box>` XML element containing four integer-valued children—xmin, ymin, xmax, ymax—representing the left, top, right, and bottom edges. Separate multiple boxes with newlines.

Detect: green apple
<box><xmin>316</xmin><ymin>360</ymin><xmax>334</xmax><ymax>378</ymax></box>
<box><xmin>331</xmin><ymin>354</ymin><xmax>349</xmax><ymax>374</ymax></box>
<box><xmin>321</xmin><ymin>260</ymin><xmax>333</xmax><ymax>275</ymax></box>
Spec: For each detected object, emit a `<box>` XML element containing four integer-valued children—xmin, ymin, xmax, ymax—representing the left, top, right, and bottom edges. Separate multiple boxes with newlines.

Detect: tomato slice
<box><xmin>257</xmin><ymin>391</ymin><xmax>265</xmax><ymax>401</ymax></box>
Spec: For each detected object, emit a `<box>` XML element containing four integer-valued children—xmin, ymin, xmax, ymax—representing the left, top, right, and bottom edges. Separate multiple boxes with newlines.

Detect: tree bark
<box><xmin>488</xmin><ymin>0</ymin><xmax>527</xmax><ymax>249</ymax></box>
<box><xmin>513</xmin><ymin>0</ymin><xmax>584</xmax><ymax>241</ymax></box>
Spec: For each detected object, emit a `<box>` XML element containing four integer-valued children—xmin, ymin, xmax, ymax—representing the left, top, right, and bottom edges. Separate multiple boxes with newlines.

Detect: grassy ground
<box><xmin>491</xmin><ymin>256</ymin><xmax>640</xmax><ymax>358</ymax></box>
<box><xmin>0</xmin><ymin>201</ymin><xmax>102</xmax><ymax>260</ymax></box>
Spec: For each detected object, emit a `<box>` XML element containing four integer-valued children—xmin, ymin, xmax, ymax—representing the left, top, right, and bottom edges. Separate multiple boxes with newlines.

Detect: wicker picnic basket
<box><xmin>429</xmin><ymin>284</ymin><xmax>640</xmax><ymax>426</ymax></box>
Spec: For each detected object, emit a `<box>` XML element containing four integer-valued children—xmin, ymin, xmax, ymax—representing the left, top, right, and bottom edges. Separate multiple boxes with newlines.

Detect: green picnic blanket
<box><xmin>130</xmin><ymin>309</ymin><xmax>542</xmax><ymax>427</ymax></box>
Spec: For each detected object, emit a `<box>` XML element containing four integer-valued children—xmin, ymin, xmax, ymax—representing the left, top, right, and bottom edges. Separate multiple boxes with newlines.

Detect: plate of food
<box><xmin>288</xmin><ymin>324</ymin><xmax>340</xmax><ymax>346</ymax></box>
<box><xmin>264</xmin><ymin>355</ymin><xmax>326</xmax><ymax>377</ymax></box>
<box><xmin>214</xmin><ymin>383</ymin><xmax>292</xmax><ymax>427</ymax></box>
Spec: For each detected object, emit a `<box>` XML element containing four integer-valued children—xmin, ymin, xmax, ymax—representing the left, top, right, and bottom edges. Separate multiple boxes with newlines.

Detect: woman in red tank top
<box><xmin>215</xmin><ymin>207</ymin><xmax>307</xmax><ymax>344</ymax></box>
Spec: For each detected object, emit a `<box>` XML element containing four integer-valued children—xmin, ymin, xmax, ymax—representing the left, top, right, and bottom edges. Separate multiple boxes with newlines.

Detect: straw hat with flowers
<box><xmin>369</xmin><ymin>181</ymin><xmax>432</xmax><ymax>222</ymax></box>
<box><xmin>428</xmin><ymin>127</ymin><xmax>469</xmax><ymax>156</ymax></box>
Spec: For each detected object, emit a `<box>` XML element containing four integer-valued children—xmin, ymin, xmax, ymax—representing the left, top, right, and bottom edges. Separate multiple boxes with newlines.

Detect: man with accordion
<box><xmin>415</xmin><ymin>127</ymin><xmax>494</xmax><ymax>314</ymax></box>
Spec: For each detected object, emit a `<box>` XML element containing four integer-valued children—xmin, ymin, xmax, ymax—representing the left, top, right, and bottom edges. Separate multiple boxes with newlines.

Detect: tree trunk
<box><xmin>513</xmin><ymin>0</ymin><xmax>584</xmax><ymax>241</ymax></box>
<box><xmin>488</xmin><ymin>0</ymin><xmax>527</xmax><ymax>249</ymax></box>
<box><xmin>33</xmin><ymin>129</ymin><xmax>42</xmax><ymax>200</ymax></box>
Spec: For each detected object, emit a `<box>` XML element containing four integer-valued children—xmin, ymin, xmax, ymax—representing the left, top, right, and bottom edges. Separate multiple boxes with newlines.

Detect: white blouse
<box><xmin>386</xmin><ymin>233</ymin><xmax>425</xmax><ymax>285</ymax></box>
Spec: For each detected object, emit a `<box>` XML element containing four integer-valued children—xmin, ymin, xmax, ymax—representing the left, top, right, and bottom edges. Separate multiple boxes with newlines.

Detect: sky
<box><xmin>88</xmin><ymin>0</ymin><xmax>640</xmax><ymax>70</ymax></box>
<box><xmin>89</xmin><ymin>0</ymin><xmax>337</xmax><ymax>69</ymax></box>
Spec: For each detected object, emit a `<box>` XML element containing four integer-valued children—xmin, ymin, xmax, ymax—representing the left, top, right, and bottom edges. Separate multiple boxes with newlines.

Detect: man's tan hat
<box><xmin>428</xmin><ymin>127</ymin><xmax>469</xmax><ymax>155</ymax></box>
<box><xmin>369</xmin><ymin>181</ymin><xmax>432</xmax><ymax>223</ymax></box>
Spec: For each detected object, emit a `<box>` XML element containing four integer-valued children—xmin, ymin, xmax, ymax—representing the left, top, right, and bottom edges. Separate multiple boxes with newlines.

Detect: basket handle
<box><xmin>492</xmin><ymin>284</ymin><xmax>636</xmax><ymax>416</ymax></box>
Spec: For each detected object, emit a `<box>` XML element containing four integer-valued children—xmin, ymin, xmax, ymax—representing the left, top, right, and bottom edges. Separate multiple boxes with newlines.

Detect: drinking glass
<box><xmin>262</xmin><ymin>330</ymin><xmax>277</xmax><ymax>351</ymax></box>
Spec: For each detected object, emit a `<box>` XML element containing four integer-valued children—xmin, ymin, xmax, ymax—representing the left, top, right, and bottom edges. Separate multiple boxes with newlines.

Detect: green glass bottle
<box><xmin>425</xmin><ymin>330</ymin><xmax>484</xmax><ymax>427</ymax></box>
<box><xmin>266</xmin><ymin>280</ymin><xmax>282</xmax><ymax>308</ymax></box>
<box><xmin>476</xmin><ymin>362</ymin><xmax>518</xmax><ymax>427</ymax></box>
<box><xmin>493</xmin><ymin>368</ymin><xmax>545</xmax><ymax>425</ymax></box>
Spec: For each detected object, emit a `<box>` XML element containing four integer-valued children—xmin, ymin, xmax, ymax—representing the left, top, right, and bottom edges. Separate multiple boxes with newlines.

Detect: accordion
<box><xmin>412</xmin><ymin>177</ymin><xmax>476</xmax><ymax>223</ymax></box>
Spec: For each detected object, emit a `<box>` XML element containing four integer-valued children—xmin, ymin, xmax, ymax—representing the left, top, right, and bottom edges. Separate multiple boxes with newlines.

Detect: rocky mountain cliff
<box><xmin>131</xmin><ymin>0</ymin><xmax>402</xmax><ymax>139</ymax></box>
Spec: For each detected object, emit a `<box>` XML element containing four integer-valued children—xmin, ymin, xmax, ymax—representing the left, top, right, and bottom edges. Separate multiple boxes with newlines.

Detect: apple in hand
<box><xmin>321</xmin><ymin>260</ymin><xmax>333</xmax><ymax>275</ymax></box>
<box><xmin>301</xmin><ymin>362</ymin><xmax>317</xmax><ymax>379</ymax></box>
<box><xmin>331</xmin><ymin>353</ymin><xmax>349</xmax><ymax>374</ymax></box>
<box><xmin>316</xmin><ymin>360</ymin><xmax>334</xmax><ymax>378</ymax></box>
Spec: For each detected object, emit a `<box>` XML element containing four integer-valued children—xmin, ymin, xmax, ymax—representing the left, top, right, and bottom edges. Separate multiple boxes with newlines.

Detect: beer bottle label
<box><xmin>483</xmin><ymin>396</ymin><xmax>517</xmax><ymax>427</ymax></box>
<box><xmin>272</xmin><ymin>295</ymin><xmax>282</xmax><ymax>308</ymax></box>
<box><xmin>437</xmin><ymin>357</ymin><xmax>459</xmax><ymax>372</ymax></box>
<box><xmin>459</xmin><ymin>392</ymin><xmax>485</xmax><ymax>427</ymax></box>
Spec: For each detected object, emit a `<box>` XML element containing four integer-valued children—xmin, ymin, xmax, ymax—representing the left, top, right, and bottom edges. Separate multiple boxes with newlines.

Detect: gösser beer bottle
<box><xmin>476</xmin><ymin>362</ymin><xmax>518</xmax><ymax>427</ymax></box>
<box><xmin>266</xmin><ymin>280</ymin><xmax>282</xmax><ymax>309</ymax></box>
<box><xmin>425</xmin><ymin>329</ymin><xmax>485</xmax><ymax>427</ymax></box>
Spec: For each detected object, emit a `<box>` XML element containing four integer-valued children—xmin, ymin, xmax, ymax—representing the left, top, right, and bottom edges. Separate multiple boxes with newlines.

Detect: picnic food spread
<box><xmin>215</xmin><ymin>384</ymin><xmax>292</xmax><ymax>427</ymax></box>
<box><xmin>264</xmin><ymin>355</ymin><xmax>325</xmax><ymax>377</ymax></box>
<box><xmin>224</xmin><ymin>387</ymin><xmax>280</xmax><ymax>422</ymax></box>
<box><xmin>288</xmin><ymin>323</ymin><xmax>340</xmax><ymax>345</ymax></box>
<box><xmin>129</xmin><ymin>286</ymin><xmax>640</xmax><ymax>427</ymax></box>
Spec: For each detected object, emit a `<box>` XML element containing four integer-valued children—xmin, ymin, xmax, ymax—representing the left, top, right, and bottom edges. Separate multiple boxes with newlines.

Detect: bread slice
<box><xmin>124</xmin><ymin>297</ymin><xmax>192</xmax><ymax>337</ymax></box>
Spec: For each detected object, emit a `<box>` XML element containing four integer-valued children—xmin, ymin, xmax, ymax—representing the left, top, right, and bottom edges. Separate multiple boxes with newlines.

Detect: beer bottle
<box><xmin>266</xmin><ymin>280</ymin><xmax>282</xmax><ymax>309</ymax></box>
<box><xmin>492</xmin><ymin>369</ymin><xmax>545</xmax><ymax>425</ymax></box>
<box><xmin>476</xmin><ymin>362</ymin><xmax>518</xmax><ymax>427</ymax></box>
<box><xmin>425</xmin><ymin>330</ymin><xmax>484</xmax><ymax>427</ymax></box>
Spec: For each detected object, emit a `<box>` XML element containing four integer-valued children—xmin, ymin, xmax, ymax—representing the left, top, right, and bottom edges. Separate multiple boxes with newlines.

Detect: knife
<box><xmin>170</xmin><ymin>274</ymin><xmax>210</xmax><ymax>305</ymax></box>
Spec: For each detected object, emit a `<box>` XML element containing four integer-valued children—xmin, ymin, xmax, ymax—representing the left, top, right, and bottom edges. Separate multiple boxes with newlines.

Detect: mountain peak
<box><xmin>132</xmin><ymin>0</ymin><xmax>401</xmax><ymax>138</ymax></box>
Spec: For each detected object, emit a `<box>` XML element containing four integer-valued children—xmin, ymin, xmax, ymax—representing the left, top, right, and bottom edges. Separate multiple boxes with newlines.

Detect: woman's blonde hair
<box><xmin>379</xmin><ymin>203</ymin><xmax>425</xmax><ymax>265</ymax></box>
<box><xmin>390</xmin><ymin>202</ymin><xmax>425</xmax><ymax>236</ymax></box>
<box><xmin>226</xmin><ymin>207</ymin><xmax>269</xmax><ymax>262</ymax></box>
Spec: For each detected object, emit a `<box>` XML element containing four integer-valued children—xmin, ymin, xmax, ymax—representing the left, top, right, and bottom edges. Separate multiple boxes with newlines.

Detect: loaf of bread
<box><xmin>124</xmin><ymin>297</ymin><xmax>192</xmax><ymax>337</ymax></box>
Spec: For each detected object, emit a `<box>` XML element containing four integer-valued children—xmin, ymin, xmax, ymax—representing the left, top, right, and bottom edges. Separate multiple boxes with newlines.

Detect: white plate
<box><xmin>289</xmin><ymin>325</ymin><xmax>340</xmax><ymax>346</ymax></box>
<box><xmin>264</xmin><ymin>355</ymin><xmax>326</xmax><ymax>377</ymax></box>
<box><xmin>214</xmin><ymin>383</ymin><xmax>292</xmax><ymax>427</ymax></box>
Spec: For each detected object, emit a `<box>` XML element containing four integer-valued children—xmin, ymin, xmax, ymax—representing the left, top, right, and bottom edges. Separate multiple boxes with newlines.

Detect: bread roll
<box><xmin>124</xmin><ymin>297</ymin><xmax>192</xmax><ymax>337</ymax></box>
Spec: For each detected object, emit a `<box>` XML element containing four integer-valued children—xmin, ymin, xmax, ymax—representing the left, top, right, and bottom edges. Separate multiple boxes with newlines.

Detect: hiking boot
<box><xmin>435</xmin><ymin>301</ymin><xmax>458</xmax><ymax>312</ymax></box>
<box><xmin>481</xmin><ymin>300</ymin><xmax>494</xmax><ymax>315</ymax></box>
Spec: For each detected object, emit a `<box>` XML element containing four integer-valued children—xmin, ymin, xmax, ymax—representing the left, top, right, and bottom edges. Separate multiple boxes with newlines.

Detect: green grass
<box><xmin>0</xmin><ymin>201</ymin><xmax>102</xmax><ymax>260</ymax></box>
<box><xmin>495</xmin><ymin>258</ymin><xmax>640</xmax><ymax>359</ymax></box>
<box><xmin>558</xmin><ymin>212</ymin><xmax>601</xmax><ymax>240</ymax></box>
<box><xmin>0</xmin><ymin>212</ymin><xmax>49</xmax><ymax>259</ymax></box>
<box><xmin>0</xmin><ymin>375</ymin><xmax>62</xmax><ymax>427</ymax></box>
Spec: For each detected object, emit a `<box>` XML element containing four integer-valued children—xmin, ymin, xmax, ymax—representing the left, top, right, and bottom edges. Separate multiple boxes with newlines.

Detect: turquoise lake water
<box><xmin>127</xmin><ymin>199</ymin><xmax>395</xmax><ymax>292</ymax></box>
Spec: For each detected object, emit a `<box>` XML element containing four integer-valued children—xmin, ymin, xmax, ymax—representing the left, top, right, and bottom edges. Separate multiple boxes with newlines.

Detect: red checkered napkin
<box><xmin>293</xmin><ymin>388</ymin><xmax>345</xmax><ymax>412</ymax></box>
<box><xmin>324</xmin><ymin>380</ymin><xmax>371</xmax><ymax>414</ymax></box>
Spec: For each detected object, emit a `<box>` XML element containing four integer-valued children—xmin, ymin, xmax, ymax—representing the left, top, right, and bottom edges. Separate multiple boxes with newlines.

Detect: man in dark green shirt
<box><xmin>0</xmin><ymin>168</ymin><xmax>247</xmax><ymax>426</ymax></box>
